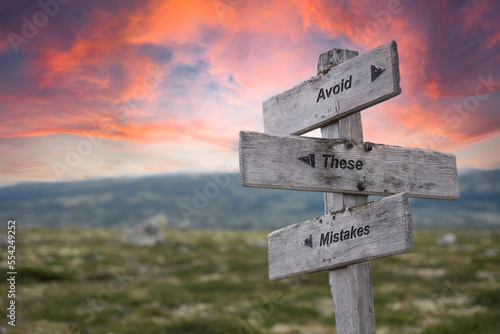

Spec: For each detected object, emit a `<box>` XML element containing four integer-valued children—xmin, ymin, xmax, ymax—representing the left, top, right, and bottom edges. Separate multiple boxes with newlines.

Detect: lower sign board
<box><xmin>268</xmin><ymin>192</ymin><xmax>412</xmax><ymax>280</ymax></box>
<box><xmin>239</xmin><ymin>131</ymin><xmax>459</xmax><ymax>200</ymax></box>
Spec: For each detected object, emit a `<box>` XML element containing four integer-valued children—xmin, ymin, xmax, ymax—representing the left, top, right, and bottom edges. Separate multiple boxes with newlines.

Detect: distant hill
<box><xmin>409</xmin><ymin>168</ymin><xmax>500</xmax><ymax>227</ymax></box>
<box><xmin>1</xmin><ymin>169</ymin><xmax>499</xmax><ymax>229</ymax></box>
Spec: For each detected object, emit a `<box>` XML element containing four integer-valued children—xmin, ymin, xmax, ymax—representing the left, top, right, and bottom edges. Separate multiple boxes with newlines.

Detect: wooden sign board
<box><xmin>268</xmin><ymin>192</ymin><xmax>412</xmax><ymax>280</ymax></box>
<box><xmin>239</xmin><ymin>131</ymin><xmax>459</xmax><ymax>200</ymax></box>
<box><xmin>263</xmin><ymin>41</ymin><xmax>401</xmax><ymax>136</ymax></box>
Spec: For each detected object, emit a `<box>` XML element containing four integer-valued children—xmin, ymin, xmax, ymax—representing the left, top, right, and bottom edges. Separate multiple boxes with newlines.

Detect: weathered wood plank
<box><xmin>239</xmin><ymin>131</ymin><xmax>459</xmax><ymax>200</ymax></box>
<box><xmin>321</xmin><ymin>46</ymin><xmax>376</xmax><ymax>334</ymax></box>
<box><xmin>329</xmin><ymin>262</ymin><xmax>375</xmax><ymax>333</ymax></box>
<box><xmin>268</xmin><ymin>192</ymin><xmax>413</xmax><ymax>280</ymax></box>
<box><xmin>263</xmin><ymin>41</ymin><xmax>401</xmax><ymax>136</ymax></box>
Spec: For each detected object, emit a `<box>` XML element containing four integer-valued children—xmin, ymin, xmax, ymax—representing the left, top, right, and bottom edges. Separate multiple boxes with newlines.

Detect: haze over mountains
<box><xmin>1</xmin><ymin>169</ymin><xmax>499</xmax><ymax>230</ymax></box>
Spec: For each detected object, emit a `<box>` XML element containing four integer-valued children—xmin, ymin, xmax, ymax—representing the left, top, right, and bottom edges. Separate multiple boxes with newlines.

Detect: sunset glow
<box><xmin>1</xmin><ymin>0</ymin><xmax>499</xmax><ymax>185</ymax></box>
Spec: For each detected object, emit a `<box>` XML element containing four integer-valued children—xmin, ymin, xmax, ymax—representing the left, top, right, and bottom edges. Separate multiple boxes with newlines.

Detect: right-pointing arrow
<box><xmin>371</xmin><ymin>65</ymin><xmax>385</xmax><ymax>81</ymax></box>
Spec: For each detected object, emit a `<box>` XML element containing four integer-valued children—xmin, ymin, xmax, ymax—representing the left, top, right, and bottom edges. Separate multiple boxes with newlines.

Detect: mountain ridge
<box><xmin>1</xmin><ymin>169</ymin><xmax>499</xmax><ymax>229</ymax></box>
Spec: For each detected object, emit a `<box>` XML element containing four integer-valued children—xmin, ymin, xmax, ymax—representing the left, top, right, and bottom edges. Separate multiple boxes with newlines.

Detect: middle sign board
<box><xmin>239</xmin><ymin>131</ymin><xmax>459</xmax><ymax>200</ymax></box>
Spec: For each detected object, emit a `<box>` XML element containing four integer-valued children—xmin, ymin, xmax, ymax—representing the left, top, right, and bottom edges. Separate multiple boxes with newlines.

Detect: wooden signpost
<box><xmin>268</xmin><ymin>192</ymin><xmax>412</xmax><ymax>280</ymax></box>
<box><xmin>238</xmin><ymin>41</ymin><xmax>459</xmax><ymax>333</ymax></box>
<box><xmin>263</xmin><ymin>40</ymin><xmax>401</xmax><ymax>136</ymax></box>
<box><xmin>239</xmin><ymin>131</ymin><xmax>459</xmax><ymax>200</ymax></box>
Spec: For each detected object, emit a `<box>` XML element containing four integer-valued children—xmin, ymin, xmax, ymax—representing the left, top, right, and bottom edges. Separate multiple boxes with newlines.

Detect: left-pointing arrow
<box><xmin>298</xmin><ymin>154</ymin><xmax>315</xmax><ymax>167</ymax></box>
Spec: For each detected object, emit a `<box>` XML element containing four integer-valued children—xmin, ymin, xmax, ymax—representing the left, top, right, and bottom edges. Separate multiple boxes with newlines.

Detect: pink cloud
<box><xmin>0</xmin><ymin>0</ymin><xmax>499</xmax><ymax>184</ymax></box>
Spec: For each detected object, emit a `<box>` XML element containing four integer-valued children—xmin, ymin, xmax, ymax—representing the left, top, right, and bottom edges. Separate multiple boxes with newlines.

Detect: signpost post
<box><xmin>238</xmin><ymin>41</ymin><xmax>459</xmax><ymax>333</ymax></box>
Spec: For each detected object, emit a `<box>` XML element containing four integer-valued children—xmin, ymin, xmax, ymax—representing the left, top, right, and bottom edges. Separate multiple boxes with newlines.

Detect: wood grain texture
<box><xmin>268</xmin><ymin>192</ymin><xmax>413</xmax><ymax>280</ymax></box>
<box><xmin>329</xmin><ymin>261</ymin><xmax>375</xmax><ymax>333</ymax></box>
<box><xmin>239</xmin><ymin>131</ymin><xmax>459</xmax><ymax>200</ymax></box>
<box><xmin>263</xmin><ymin>41</ymin><xmax>401</xmax><ymax>136</ymax></box>
<box><xmin>319</xmin><ymin>49</ymin><xmax>375</xmax><ymax>334</ymax></box>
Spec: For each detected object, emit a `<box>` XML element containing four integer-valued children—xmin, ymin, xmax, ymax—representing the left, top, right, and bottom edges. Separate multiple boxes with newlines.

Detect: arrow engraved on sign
<box><xmin>371</xmin><ymin>65</ymin><xmax>385</xmax><ymax>81</ymax></box>
<box><xmin>298</xmin><ymin>154</ymin><xmax>315</xmax><ymax>167</ymax></box>
<box><xmin>302</xmin><ymin>235</ymin><xmax>313</xmax><ymax>248</ymax></box>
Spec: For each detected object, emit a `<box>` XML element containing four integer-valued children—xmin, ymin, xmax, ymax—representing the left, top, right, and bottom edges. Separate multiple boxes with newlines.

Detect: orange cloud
<box><xmin>0</xmin><ymin>0</ymin><xmax>499</xmax><ymax>185</ymax></box>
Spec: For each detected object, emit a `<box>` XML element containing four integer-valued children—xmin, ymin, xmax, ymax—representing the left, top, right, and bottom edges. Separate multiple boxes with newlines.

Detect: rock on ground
<box><xmin>123</xmin><ymin>213</ymin><xmax>167</xmax><ymax>247</ymax></box>
<box><xmin>437</xmin><ymin>233</ymin><xmax>457</xmax><ymax>246</ymax></box>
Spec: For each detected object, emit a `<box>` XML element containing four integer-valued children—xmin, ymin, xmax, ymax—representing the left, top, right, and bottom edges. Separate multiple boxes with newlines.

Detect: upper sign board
<box><xmin>268</xmin><ymin>192</ymin><xmax>412</xmax><ymax>280</ymax></box>
<box><xmin>263</xmin><ymin>41</ymin><xmax>401</xmax><ymax>136</ymax></box>
<box><xmin>239</xmin><ymin>131</ymin><xmax>460</xmax><ymax>200</ymax></box>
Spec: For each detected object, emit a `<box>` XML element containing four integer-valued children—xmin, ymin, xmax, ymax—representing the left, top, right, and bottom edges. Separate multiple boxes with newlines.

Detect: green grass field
<box><xmin>1</xmin><ymin>227</ymin><xmax>500</xmax><ymax>333</ymax></box>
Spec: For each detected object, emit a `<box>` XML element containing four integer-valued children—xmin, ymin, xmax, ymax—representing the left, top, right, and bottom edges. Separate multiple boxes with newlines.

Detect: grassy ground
<box><xmin>1</xmin><ymin>227</ymin><xmax>500</xmax><ymax>333</ymax></box>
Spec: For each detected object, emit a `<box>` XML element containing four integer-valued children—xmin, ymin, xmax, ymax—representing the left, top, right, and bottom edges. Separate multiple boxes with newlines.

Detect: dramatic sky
<box><xmin>0</xmin><ymin>0</ymin><xmax>499</xmax><ymax>186</ymax></box>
